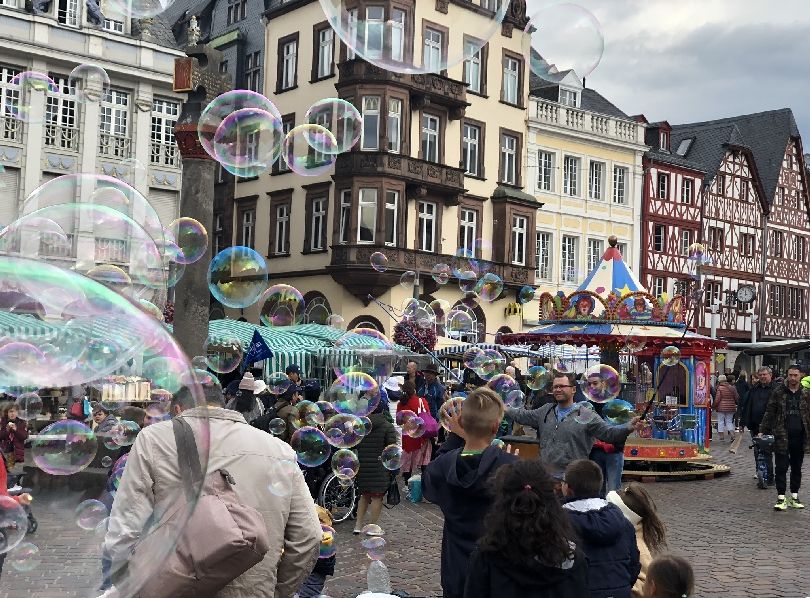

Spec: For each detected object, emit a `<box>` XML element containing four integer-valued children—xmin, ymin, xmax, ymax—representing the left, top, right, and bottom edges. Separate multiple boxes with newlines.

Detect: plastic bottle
<box><xmin>367</xmin><ymin>560</ymin><xmax>392</xmax><ymax>594</ymax></box>
<box><xmin>407</xmin><ymin>473</ymin><xmax>422</xmax><ymax>502</ymax></box>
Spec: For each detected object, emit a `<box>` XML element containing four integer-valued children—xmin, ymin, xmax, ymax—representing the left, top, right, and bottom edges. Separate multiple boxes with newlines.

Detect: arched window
<box><xmin>447</xmin><ymin>301</ymin><xmax>486</xmax><ymax>343</ymax></box>
<box><xmin>346</xmin><ymin>314</ymin><xmax>385</xmax><ymax>333</ymax></box>
<box><xmin>302</xmin><ymin>291</ymin><xmax>332</xmax><ymax>325</ymax></box>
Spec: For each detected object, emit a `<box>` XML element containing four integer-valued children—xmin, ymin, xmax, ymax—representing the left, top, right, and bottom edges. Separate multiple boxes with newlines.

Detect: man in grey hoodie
<box><xmin>505</xmin><ymin>372</ymin><xmax>643</xmax><ymax>480</ymax></box>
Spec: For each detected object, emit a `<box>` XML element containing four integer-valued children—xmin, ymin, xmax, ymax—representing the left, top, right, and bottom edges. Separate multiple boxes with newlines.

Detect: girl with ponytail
<box><xmin>463</xmin><ymin>460</ymin><xmax>588</xmax><ymax>598</ymax></box>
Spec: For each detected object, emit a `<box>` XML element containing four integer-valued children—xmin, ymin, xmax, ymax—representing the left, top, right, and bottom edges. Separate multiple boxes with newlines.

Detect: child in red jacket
<box><xmin>0</xmin><ymin>404</ymin><xmax>29</xmax><ymax>475</ymax></box>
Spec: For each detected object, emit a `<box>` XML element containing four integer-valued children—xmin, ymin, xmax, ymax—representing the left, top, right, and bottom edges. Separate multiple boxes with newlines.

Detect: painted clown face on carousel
<box><xmin>564</xmin><ymin>295</ymin><xmax>595</xmax><ymax>319</ymax></box>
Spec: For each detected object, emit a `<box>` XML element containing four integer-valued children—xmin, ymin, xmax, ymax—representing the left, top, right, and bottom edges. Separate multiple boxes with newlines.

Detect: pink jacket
<box><xmin>714</xmin><ymin>382</ymin><xmax>739</xmax><ymax>413</ymax></box>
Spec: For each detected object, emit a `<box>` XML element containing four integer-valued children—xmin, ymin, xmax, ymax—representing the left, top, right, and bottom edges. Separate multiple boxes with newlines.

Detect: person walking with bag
<box><xmin>102</xmin><ymin>383</ymin><xmax>321</xmax><ymax>598</ymax></box>
<box><xmin>713</xmin><ymin>375</ymin><xmax>739</xmax><ymax>442</ymax></box>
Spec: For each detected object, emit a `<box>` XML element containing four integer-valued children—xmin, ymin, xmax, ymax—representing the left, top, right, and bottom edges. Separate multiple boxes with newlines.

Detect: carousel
<box><xmin>502</xmin><ymin>237</ymin><xmax>731</xmax><ymax>481</ymax></box>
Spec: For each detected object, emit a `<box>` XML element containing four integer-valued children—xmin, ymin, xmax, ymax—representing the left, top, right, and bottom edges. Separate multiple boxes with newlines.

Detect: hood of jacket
<box><xmin>563</xmin><ymin>498</ymin><xmax>631</xmax><ymax>545</ymax></box>
<box><xmin>443</xmin><ymin>445</ymin><xmax>513</xmax><ymax>490</ymax></box>
<box><xmin>486</xmin><ymin>545</ymin><xmax>579</xmax><ymax>589</ymax></box>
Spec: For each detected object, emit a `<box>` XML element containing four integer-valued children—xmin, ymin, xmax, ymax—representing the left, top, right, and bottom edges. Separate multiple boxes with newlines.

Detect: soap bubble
<box><xmin>169</xmin><ymin>217</ymin><xmax>208</xmax><ymax>265</ymax></box>
<box><xmin>491</xmin><ymin>438</ymin><xmax>506</xmax><ymax>450</ymax></box>
<box><xmin>603</xmin><ymin>399</ymin><xmax>636</xmax><ymax>425</ymax></box>
<box><xmin>526</xmin><ymin>365</ymin><xmax>550</xmax><ymax>392</ymax></box>
<box><xmin>7</xmin><ymin>72</ymin><xmax>58</xmax><ymax>123</ymax></box>
<box><xmin>14</xmin><ymin>391</ymin><xmax>43</xmax><ymax>420</ymax></box>
<box><xmin>687</xmin><ymin>243</ymin><xmax>705</xmax><ymax>260</ymax></box>
<box><xmin>474</xmin><ymin>272</ymin><xmax>503</xmax><ymax>302</ymax></box>
<box><xmin>518</xmin><ymin>286</ymin><xmax>536</xmax><ymax>304</ymax></box>
<box><xmin>268</xmin><ymin>457</ymin><xmax>300</xmax><ymax>497</ymax></box>
<box><xmin>439</xmin><ymin>396</ymin><xmax>465</xmax><ymax>432</ymax></box>
<box><xmin>380</xmin><ymin>444</ymin><xmax>402</xmax><ymax>470</ymax></box>
<box><xmin>0</xmin><ymin>496</ymin><xmax>28</xmax><ymax>554</ymax></box>
<box><xmin>463</xmin><ymin>346</ymin><xmax>484</xmax><ymax>369</ymax></box>
<box><xmin>319</xmin><ymin>0</ymin><xmax>507</xmax><ymax>75</ymax></box>
<box><xmin>581</xmin><ymin>364</ymin><xmax>621</xmax><ymax>403</ymax></box>
<box><xmin>75</xmin><ymin>499</ymin><xmax>109</xmax><ymax>531</ymax></box>
<box><xmin>400</xmin><ymin>270</ymin><xmax>417</xmax><ymax>289</ymax></box>
<box><xmin>8</xmin><ymin>542</ymin><xmax>41</xmax><ymax>571</ymax></box>
<box><xmin>291</xmin><ymin>426</ymin><xmax>331</xmax><ymax>467</ymax></box>
<box><xmin>292</xmin><ymin>400</ymin><xmax>326</xmax><ymax>429</ymax></box>
<box><xmin>304</xmin><ymin>98</ymin><xmax>362</xmax><ymax>154</ymax></box>
<box><xmin>208</xmin><ymin>246</ymin><xmax>269</xmax><ymax>308</ymax></box>
<box><xmin>429</xmin><ymin>299</ymin><xmax>451</xmax><ymax>322</ymax></box>
<box><xmin>331</xmin><ymin>448</ymin><xmax>359</xmax><ymax>480</ymax></box>
<box><xmin>472</xmin><ymin>349</ymin><xmax>506</xmax><ymax>381</ymax></box>
<box><xmin>105</xmin><ymin>0</ymin><xmax>176</xmax><ymax>19</ymax></box>
<box><xmin>362</xmin><ymin>535</ymin><xmax>386</xmax><ymax>560</ymax></box>
<box><xmin>661</xmin><ymin>345</ymin><xmax>681</xmax><ymax>367</ymax></box>
<box><xmin>488</xmin><ymin>374</ymin><xmax>519</xmax><ymax>404</ymax></box>
<box><xmin>317</xmin><ymin>400</ymin><xmax>339</xmax><ymax>421</ymax></box>
<box><xmin>527</xmin><ymin>3</ymin><xmax>605</xmax><ymax>79</ymax></box>
<box><xmin>282</xmin><ymin>124</ymin><xmax>338</xmax><ymax>176</ymax></box>
<box><xmin>203</xmin><ymin>332</ymin><xmax>244</xmax><ymax>374</ymax></box>
<box><xmin>401</xmin><ymin>298</ymin><xmax>435</xmax><ymax>330</ymax></box>
<box><xmin>101</xmin><ymin>455</ymin><xmax>113</xmax><ymax>467</ymax></box>
<box><xmin>214</xmin><ymin>107</ymin><xmax>283</xmax><ymax>177</ymax></box>
<box><xmin>320</xmin><ymin>524</ymin><xmax>337</xmax><ymax>559</ymax></box>
<box><xmin>259</xmin><ymin>284</ymin><xmax>305</xmax><ymax>327</ymax></box>
<box><xmin>68</xmin><ymin>64</ymin><xmax>110</xmax><ymax>103</ymax></box>
<box><xmin>111</xmin><ymin>420</ymin><xmax>140</xmax><ymax>447</ymax></box>
<box><xmin>324</xmin><ymin>413</ymin><xmax>366</xmax><ymax>449</ymax></box>
<box><xmin>362</xmin><ymin>524</ymin><xmax>384</xmax><ymax>536</ymax></box>
<box><xmin>370</xmin><ymin>251</ymin><xmax>388</xmax><ymax>272</ymax></box>
<box><xmin>431</xmin><ymin>263</ymin><xmax>451</xmax><ymax>285</ymax></box>
<box><xmin>326</xmin><ymin>314</ymin><xmax>346</xmax><ymax>329</ymax></box>
<box><xmin>447</xmin><ymin>309</ymin><xmax>475</xmax><ymax>337</ymax></box>
<box><xmin>573</xmin><ymin>403</ymin><xmax>598</xmax><ymax>425</ymax></box>
<box><xmin>268</xmin><ymin>418</ymin><xmax>287</xmax><ymax>436</ymax></box>
<box><xmin>327</xmin><ymin>373</ymin><xmax>380</xmax><ymax>417</ymax></box>
<box><xmin>402</xmin><ymin>415</ymin><xmax>425</xmax><ymax>438</ymax></box>
<box><xmin>199</xmin><ymin>90</ymin><xmax>281</xmax><ymax>162</ymax></box>
<box><xmin>458</xmin><ymin>270</ymin><xmax>478</xmax><ymax>294</ymax></box>
<box><xmin>505</xmin><ymin>389</ymin><xmax>526</xmax><ymax>408</ymax></box>
<box><xmin>32</xmin><ymin>420</ymin><xmax>97</xmax><ymax>475</ymax></box>
<box><xmin>267</xmin><ymin>371</ymin><xmax>292</xmax><ymax>395</ymax></box>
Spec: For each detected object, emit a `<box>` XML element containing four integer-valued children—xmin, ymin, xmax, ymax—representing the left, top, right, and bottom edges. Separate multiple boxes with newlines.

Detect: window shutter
<box><xmin>148</xmin><ymin>189</ymin><xmax>179</xmax><ymax>227</ymax></box>
<box><xmin>0</xmin><ymin>167</ymin><xmax>20</xmax><ymax>226</ymax></box>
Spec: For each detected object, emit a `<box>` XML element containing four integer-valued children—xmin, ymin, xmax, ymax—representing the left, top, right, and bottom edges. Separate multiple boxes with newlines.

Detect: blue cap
<box><xmin>285</xmin><ymin>364</ymin><xmax>301</xmax><ymax>375</ymax></box>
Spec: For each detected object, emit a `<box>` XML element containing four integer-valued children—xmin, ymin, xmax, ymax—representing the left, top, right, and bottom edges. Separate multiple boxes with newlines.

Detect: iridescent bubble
<box><xmin>199</xmin><ymin>90</ymin><xmax>282</xmax><ymax>163</ymax></box>
<box><xmin>429</xmin><ymin>299</ymin><xmax>451</xmax><ymax>323</ymax></box>
<box><xmin>403</xmin><ymin>415</ymin><xmax>425</xmax><ymax>438</ymax></box>
<box><xmin>317</xmin><ymin>400</ymin><xmax>338</xmax><ymax>421</ymax></box>
<box><xmin>527</xmin><ymin>3</ymin><xmax>605</xmax><ymax>79</ymax></box>
<box><xmin>204</xmin><ymin>333</ymin><xmax>243</xmax><ymax>374</ymax></box>
<box><xmin>472</xmin><ymin>349</ymin><xmax>506</xmax><ymax>381</ymax></box>
<box><xmin>101</xmin><ymin>455</ymin><xmax>113</xmax><ymax>467</ymax></box>
<box><xmin>9</xmin><ymin>542</ymin><xmax>41</xmax><ymax>571</ymax></box>
<box><xmin>7</xmin><ymin>72</ymin><xmax>58</xmax><ymax>123</ymax></box>
<box><xmin>431</xmin><ymin>263</ymin><xmax>451</xmax><ymax>285</ymax></box>
<box><xmin>14</xmin><ymin>391</ymin><xmax>43</xmax><ymax>419</ymax></box>
<box><xmin>213</xmin><ymin>107</ymin><xmax>283</xmax><ymax>177</ymax></box>
<box><xmin>259</xmin><ymin>284</ymin><xmax>305</xmax><ymax>327</ymax></box>
<box><xmin>573</xmin><ymin>403</ymin><xmax>598</xmax><ymax>425</ymax></box>
<box><xmin>207</xmin><ymin>246</ymin><xmax>269</xmax><ymax>309</ymax></box>
<box><xmin>326</xmin><ymin>314</ymin><xmax>345</xmax><ymax>329</ymax></box>
<box><xmin>169</xmin><ymin>217</ymin><xmax>208</xmax><ymax>265</ymax></box>
<box><xmin>362</xmin><ymin>535</ymin><xmax>386</xmax><ymax>561</ymax></box>
<box><xmin>67</xmin><ymin>64</ymin><xmax>110</xmax><ymax>103</ymax></box>
<box><xmin>439</xmin><ymin>396</ymin><xmax>464</xmax><ymax>432</ymax></box>
<box><xmin>138</xmin><ymin>298</ymin><xmax>165</xmax><ymax>322</ymax></box>
<box><xmin>111</xmin><ymin>420</ymin><xmax>140</xmax><ymax>447</ymax></box>
<box><xmin>86</xmin><ymin>264</ymin><xmax>132</xmax><ymax>295</ymax></box>
<box><xmin>463</xmin><ymin>346</ymin><xmax>484</xmax><ymax>369</ymax></box>
<box><xmin>268</xmin><ymin>418</ymin><xmax>287</xmax><ymax>436</ymax></box>
<box><xmin>553</xmin><ymin>361</ymin><xmax>573</xmax><ymax>375</ymax></box>
<box><xmin>603</xmin><ymin>399</ymin><xmax>636</xmax><ymax>425</ymax></box>
<box><xmin>359</xmin><ymin>415</ymin><xmax>373</xmax><ymax>435</ymax></box>
<box><xmin>623</xmin><ymin>339</ymin><xmax>647</xmax><ymax>353</ymax></box>
<box><xmin>267</xmin><ymin>371</ymin><xmax>292</xmax><ymax>395</ymax></box>
<box><xmin>319</xmin><ymin>0</ymin><xmax>507</xmax><ymax>75</ymax></box>
<box><xmin>447</xmin><ymin>309</ymin><xmax>475</xmax><ymax>338</ymax></box>
<box><xmin>105</xmin><ymin>0</ymin><xmax>176</xmax><ymax>19</ymax></box>
<box><xmin>458</xmin><ymin>270</ymin><xmax>478</xmax><ymax>294</ymax></box>
<box><xmin>401</xmin><ymin>298</ymin><xmax>435</xmax><ymax>330</ymax></box>
<box><xmin>32</xmin><ymin>420</ymin><xmax>97</xmax><ymax>475</ymax></box>
<box><xmin>581</xmin><ymin>364</ymin><xmax>621</xmax><ymax>404</ymax></box>
<box><xmin>331</xmin><ymin>448</ymin><xmax>359</xmax><ymax>480</ymax></box>
<box><xmin>687</xmin><ymin>242</ymin><xmax>705</xmax><ymax>260</ymax></box>
<box><xmin>518</xmin><ymin>286</ymin><xmax>536</xmax><ymax>304</ymax></box>
<box><xmin>505</xmin><ymin>389</ymin><xmax>526</xmax><ymax>408</ymax></box>
<box><xmin>304</xmin><ymin>98</ymin><xmax>362</xmax><ymax>154</ymax></box>
<box><xmin>291</xmin><ymin>426</ymin><xmax>331</xmax><ymax>467</ymax></box>
<box><xmin>320</xmin><ymin>524</ymin><xmax>337</xmax><ymax>559</ymax></box>
<box><xmin>526</xmin><ymin>365</ymin><xmax>550</xmax><ymax>392</ymax></box>
<box><xmin>661</xmin><ymin>345</ymin><xmax>681</xmax><ymax>367</ymax></box>
<box><xmin>75</xmin><ymin>499</ymin><xmax>108</xmax><ymax>531</ymax></box>
<box><xmin>282</xmin><ymin>124</ymin><xmax>338</xmax><ymax>177</ymax></box>
<box><xmin>334</xmin><ymin>328</ymin><xmax>394</xmax><ymax>353</ymax></box>
<box><xmin>370</xmin><ymin>251</ymin><xmax>388</xmax><ymax>272</ymax></box>
<box><xmin>327</xmin><ymin>373</ymin><xmax>380</xmax><ymax>417</ymax></box>
<box><xmin>142</xmin><ymin>356</ymin><xmax>187</xmax><ymax>393</ymax></box>
<box><xmin>0</xmin><ymin>496</ymin><xmax>28</xmax><ymax>555</ymax></box>
<box><xmin>292</xmin><ymin>400</ymin><xmax>326</xmax><ymax>429</ymax></box>
<box><xmin>488</xmin><ymin>374</ymin><xmax>519</xmax><ymax>404</ymax></box>
<box><xmin>475</xmin><ymin>272</ymin><xmax>504</xmax><ymax>302</ymax></box>
<box><xmin>267</xmin><ymin>457</ymin><xmax>300</xmax><ymax>497</ymax></box>
<box><xmin>324</xmin><ymin>413</ymin><xmax>366</xmax><ymax>449</ymax></box>
<box><xmin>362</xmin><ymin>523</ymin><xmax>384</xmax><ymax>536</ymax></box>
<box><xmin>399</xmin><ymin>270</ymin><xmax>417</xmax><ymax>289</ymax></box>
<box><xmin>491</xmin><ymin>438</ymin><xmax>506</xmax><ymax>450</ymax></box>
<box><xmin>380</xmin><ymin>444</ymin><xmax>402</xmax><ymax>470</ymax></box>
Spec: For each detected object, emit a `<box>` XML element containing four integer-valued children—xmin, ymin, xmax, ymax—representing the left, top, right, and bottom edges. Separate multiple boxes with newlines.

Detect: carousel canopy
<box><xmin>577</xmin><ymin>241</ymin><xmax>647</xmax><ymax>309</ymax></box>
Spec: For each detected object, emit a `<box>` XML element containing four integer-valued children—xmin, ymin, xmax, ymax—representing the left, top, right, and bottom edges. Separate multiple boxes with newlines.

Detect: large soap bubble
<box><xmin>199</xmin><ymin>90</ymin><xmax>282</xmax><ymax>162</ymax></box>
<box><xmin>304</xmin><ymin>98</ymin><xmax>362</xmax><ymax>155</ymax></box>
<box><xmin>259</xmin><ymin>284</ymin><xmax>305</xmax><ymax>327</ymax></box>
<box><xmin>291</xmin><ymin>426</ymin><xmax>331</xmax><ymax>467</ymax></box>
<box><xmin>208</xmin><ymin>246</ymin><xmax>269</xmax><ymax>308</ymax></box>
<box><xmin>68</xmin><ymin>64</ymin><xmax>110</xmax><ymax>103</ymax></box>
<box><xmin>581</xmin><ymin>364</ymin><xmax>621</xmax><ymax>404</ymax></box>
<box><xmin>527</xmin><ymin>3</ymin><xmax>605</xmax><ymax>80</ymax></box>
<box><xmin>213</xmin><ymin>107</ymin><xmax>284</xmax><ymax>177</ymax></box>
<box><xmin>6</xmin><ymin>72</ymin><xmax>58</xmax><ymax>123</ymax></box>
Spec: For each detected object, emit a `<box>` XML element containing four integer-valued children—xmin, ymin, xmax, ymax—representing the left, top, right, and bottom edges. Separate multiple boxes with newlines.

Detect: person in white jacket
<box><xmin>102</xmin><ymin>383</ymin><xmax>321</xmax><ymax>598</ymax></box>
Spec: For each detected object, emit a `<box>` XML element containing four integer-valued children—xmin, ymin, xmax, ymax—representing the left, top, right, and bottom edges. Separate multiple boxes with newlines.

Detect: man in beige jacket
<box><xmin>102</xmin><ymin>385</ymin><xmax>321</xmax><ymax>597</ymax></box>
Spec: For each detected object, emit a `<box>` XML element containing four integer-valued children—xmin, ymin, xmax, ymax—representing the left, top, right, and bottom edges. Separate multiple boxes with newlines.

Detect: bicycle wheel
<box><xmin>318</xmin><ymin>472</ymin><xmax>356</xmax><ymax>523</ymax></box>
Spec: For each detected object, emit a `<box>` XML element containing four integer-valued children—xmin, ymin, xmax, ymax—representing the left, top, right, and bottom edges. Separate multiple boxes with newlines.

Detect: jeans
<box><xmin>775</xmin><ymin>434</ymin><xmax>806</xmax><ymax>495</ymax></box>
<box><xmin>295</xmin><ymin>571</ymin><xmax>327</xmax><ymax>598</ymax></box>
<box><xmin>604</xmin><ymin>451</ymin><xmax>625</xmax><ymax>492</ymax></box>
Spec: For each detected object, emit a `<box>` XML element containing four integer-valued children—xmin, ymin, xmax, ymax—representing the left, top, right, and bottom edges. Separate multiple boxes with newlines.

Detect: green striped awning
<box><xmin>0</xmin><ymin>312</ymin><xmax>60</xmax><ymax>340</ymax></box>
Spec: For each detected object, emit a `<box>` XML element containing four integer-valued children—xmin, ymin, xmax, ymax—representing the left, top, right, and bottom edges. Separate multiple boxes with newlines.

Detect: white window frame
<box><xmin>559</xmin><ymin>88</ymin><xmax>578</xmax><ymax>107</ymax></box>
<box><xmin>418</xmin><ymin>200</ymin><xmax>437</xmax><ymax>252</ymax></box>
<box><xmin>245</xmin><ymin>51</ymin><xmax>261</xmax><ymax>92</ymax></box>
<box><xmin>310</xmin><ymin>197</ymin><xmax>326</xmax><ymax>251</ymax></box>
<box><xmin>657</xmin><ymin>173</ymin><xmax>668</xmax><ymax>199</ymax></box>
<box><xmin>680</xmin><ymin>178</ymin><xmax>693</xmax><ymax>204</ymax></box>
<box><xmin>213</xmin><ymin>214</ymin><xmax>224</xmax><ymax>255</ymax></box>
<box><xmin>501</xmin><ymin>133</ymin><xmax>517</xmax><ymax>185</ymax></box>
<box><xmin>460</xmin><ymin>208</ymin><xmax>477</xmax><ymax>255</ymax></box>
<box><xmin>358</xmin><ymin>188</ymin><xmax>377</xmax><ymax>243</ymax></box>
<box><xmin>103</xmin><ymin>18</ymin><xmax>124</xmax><ymax>32</ymax></box>
<box><xmin>511</xmin><ymin>215</ymin><xmax>527</xmax><ymax>266</ymax></box>
<box><xmin>563</xmin><ymin>156</ymin><xmax>579</xmax><ymax>196</ymax></box>
<box><xmin>100</xmin><ymin>88</ymin><xmax>129</xmax><ymax>137</ymax></box>
<box><xmin>317</xmin><ymin>28</ymin><xmax>334</xmax><ymax>79</ymax></box>
<box><xmin>384</xmin><ymin>190</ymin><xmax>398</xmax><ymax>247</ymax></box>
<box><xmin>680</xmin><ymin>229</ymin><xmax>692</xmax><ymax>256</ymax></box>
<box><xmin>462</xmin><ymin>123</ymin><xmax>480</xmax><ymax>176</ymax></box>
<box><xmin>57</xmin><ymin>0</ymin><xmax>79</xmax><ymax>27</ymax></box>
<box><xmin>589</xmin><ymin>160</ymin><xmax>605</xmax><ymax>200</ymax></box>
<box><xmin>537</xmin><ymin>150</ymin><xmax>554</xmax><ymax>192</ymax></box>
<box><xmin>339</xmin><ymin>189</ymin><xmax>351</xmax><ymax>244</ymax></box>
<box><xmin>361</xmin><ymin>96</ymin><xmax>380</xmax><ymax>151</ymax></box>
<box><xmin>45</xmin><ymin>74</ymin><xmax>77</xmax><ymax>150</ymax></box>
<box><xmin>616</xmin><ymin>242</ymin><xmax>628</xmax><ymax>257</ymax></box>
<box><xmin>241</xmin><ymin>208</ymin><xmax>255</xmax><ymax>249</ymax></box>
<box><xmin>390</xmin><ymin>9</ymin><xmax>405</xmax><ymax>62</ymax></box>
<box><xmin>421</xmin><ymin>113</ymin><xmax>439</xmax><ymax>163</ymax></box>
<box><xmin>365</xmin><ymin>6</ymin><xmax>384</xmax><ymax>59</ymax></box>
<box><xmin>464</xmin><ymin>40</ymin><xmax>482</xmax><ymax>94</ymax></box>
<box><xmin>587</xmin><ymin>238</ymin><xmax>603</xmax><ymax>272</ymax></box>
<box><xmin>275</xmin><ymin>204</ymin><xmax>289</xmax><ymax>254</ymax></box>
<box><xmin>613</xmin><ymin>165</ymin><xmax>627</xmax><ymax>204</ymax></box>
<box><xmin>387</xmin><ymin>98</ymin><xmax>401</xmax><ymax>153</ymax></box>
<box><xmin>277</xmin><ymin>118</ymin><xmax>293</xmax><ymax>172</ymax></box>
<box><xmin>150</xmin><ymin>97</ymin><xmax>179</xmax><ymax>166</ymax></box>
<box><xmin>561</xmin><ymin>235</ymin><xmax>578</xmax><ymax>284</ymax></box>
<box><xmin>282</xmin><ymin>40</ymin><xmax>298</xmax><ymax>90</ymax></box>
<box><xmin>536</xmin><ymin>231</ymin><xmax>552</xmax><ymax>280</ymax></box>
<box><xmin>423</xmin><ymin>28</ymin><xmax>442</xmax><ymax>72</ymax></box>
<box><xmin>346</xmin><ymin>8</ymin><xmax>358</xmax><ymax>60</ymax></box>
<box><xmin>503</xmin><ymin>56</ymin><xmax>519</xmax><ymax>104</ymax></box>
<box><xmin>652</xmin><ymin>276</ymin><xmax>666</xmax><ymax>298</ymax></box>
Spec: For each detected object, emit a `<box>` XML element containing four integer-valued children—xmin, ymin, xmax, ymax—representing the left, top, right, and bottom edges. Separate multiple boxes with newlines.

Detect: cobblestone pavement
<box><xmin>3</xmin><ymin>431</ymin><xmax>810</xmax><ymax>598</ymax></box>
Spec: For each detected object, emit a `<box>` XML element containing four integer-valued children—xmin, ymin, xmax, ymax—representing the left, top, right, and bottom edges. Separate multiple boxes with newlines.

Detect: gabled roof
<box><xmin>672</xmin><ymin>109</ymin><xmax>801</xmax><ymax>205</ymax></box>
<box><xmin>580</xmin><ymin>89</ymin><xmax>629</xmax><ymax>120</ymax></box>
<box><xmin>669</xmin><ymin>121</ymin><xmax>749</xmax><ymax>180</ymax></box>
<box><xmin>644</xmin><ymin>146</ymin><xmax>706</xmax><ymax>173</ymax></box>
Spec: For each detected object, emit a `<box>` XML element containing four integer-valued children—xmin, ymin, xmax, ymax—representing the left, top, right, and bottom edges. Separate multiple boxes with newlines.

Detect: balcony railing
<box><xmin>95</xmin><ymin>237</ymin><xmax>129</xmax><ymax>263</ymax></box>
<box><xmin>150</xmin><ymin>141</ymin><xmax>180</xmax><ymax>168</ymax></box>
<box><xmin>44</xmin><ymin>123</ymin><xmax>80</xmax><ymax>152</ymax></box>
<box><xmin>1</xmin><ymin>115</ymin><xmax>22</xmax><ymax>143</ymax></box>
<box><xmin>530</xmin><ymin>98</ymin><xmax>644</xmax><ymax>144</ymax></box>
<box><xmin>98</xmin><ymin>133</ymin><xmax>132</xmax><ymax>159</ymax></box>
<box><xmin>39</xmin><ymin>233</ymin><xmax>76</xmax><ymax>258</ymax></box>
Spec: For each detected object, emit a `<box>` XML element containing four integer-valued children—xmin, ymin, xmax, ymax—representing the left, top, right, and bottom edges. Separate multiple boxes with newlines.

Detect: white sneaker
<box><xmin>7</xmin><ymin>484</ymin><xmax>22</xmax><ymax>494</ymax></box>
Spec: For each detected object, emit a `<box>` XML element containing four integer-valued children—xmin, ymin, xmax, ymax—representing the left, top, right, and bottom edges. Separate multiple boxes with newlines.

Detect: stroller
<box><xmin>751</xmin><ymin>435</ymin><xmax>775</xmax><ymax>489</ymax></box>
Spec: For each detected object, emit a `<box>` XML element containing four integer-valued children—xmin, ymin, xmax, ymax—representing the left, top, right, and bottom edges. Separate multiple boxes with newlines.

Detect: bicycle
<box><xmin>303</xmin><ymin>456</ymin><xmax>357</xmax><ymax>523</ymax></box>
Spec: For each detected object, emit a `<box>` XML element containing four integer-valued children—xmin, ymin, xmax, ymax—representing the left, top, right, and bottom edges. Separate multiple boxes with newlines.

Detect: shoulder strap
<box><xmin>172</xmin><ymin>417</ymin><xmax>204</xmax><ymax>502</ymax></box>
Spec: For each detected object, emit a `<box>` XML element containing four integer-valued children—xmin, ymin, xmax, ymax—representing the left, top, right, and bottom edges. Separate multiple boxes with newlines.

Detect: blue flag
<box><xmin>241</xmin><ymin>330</ymin><xmax>273</xmax><ymax>373</ymax></box>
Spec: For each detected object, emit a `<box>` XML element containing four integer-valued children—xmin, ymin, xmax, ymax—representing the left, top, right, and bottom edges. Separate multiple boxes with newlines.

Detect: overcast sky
<box><xmin>525</xmin><ymin>0</ymin><xmax>810</xmax><ymax>145</ymax></box>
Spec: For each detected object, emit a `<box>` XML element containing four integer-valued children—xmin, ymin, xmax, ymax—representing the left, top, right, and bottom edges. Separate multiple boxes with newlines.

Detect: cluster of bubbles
<box><xmin>200</xmin><ymin>91</ymin><xmax>362</xmax><ymax>178</ymax></box>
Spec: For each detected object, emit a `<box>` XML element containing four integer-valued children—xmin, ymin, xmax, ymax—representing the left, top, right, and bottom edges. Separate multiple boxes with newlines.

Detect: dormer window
<box><xmin>659</xmin><ymin>130</ymin><xmax>670</xmax><ymax>152</ymax></box>
<box><xmin>560</xmin><ymin>88</ymin><xmax>578</xmax><ymax>107</ymax></box>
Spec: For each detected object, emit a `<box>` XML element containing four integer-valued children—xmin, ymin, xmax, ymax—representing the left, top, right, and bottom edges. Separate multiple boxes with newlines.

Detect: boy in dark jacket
<box><xmin>562</xmin><ymin>459</ymin><xmax>640</xmax><ymax>598</ymax></box>
<box><xmin>423</xmin><ymin>387</ymin><xmax>517</xmax><ymax>598</ymax></box>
